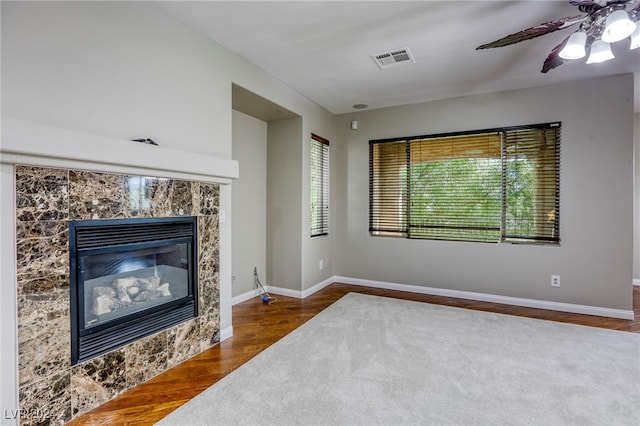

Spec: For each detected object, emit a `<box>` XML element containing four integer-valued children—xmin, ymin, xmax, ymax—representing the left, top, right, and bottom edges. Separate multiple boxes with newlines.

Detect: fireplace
<box><xmin>10</xmin><ymin>163</ymin><xmax>222</xmax><ymax>423</ymax></box>
<box><xmin>69</xmin><ymin>216</ymin><xmax>198</xmax><ymax>365</ymax></box>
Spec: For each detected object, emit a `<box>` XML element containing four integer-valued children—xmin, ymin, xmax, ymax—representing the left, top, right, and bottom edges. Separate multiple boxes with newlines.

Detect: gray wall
<box><xmin>267</xmin><ymin>118</ymin><xmax>303</xmax><ymax>289</ymax></box>
<box><xmin>302</xmin><ymin>129</ymin><xmax>337</xmax><ymax>291</ymax></box>
<box><xmin>1</xmin><ymin>2</ymin><xmax>635</xmax><ymax>419</ymax></box>
<box><xmin>335</xmin><ymin>74</ymin><xmax>634</xmax><ymax>311</ymax></box>
<box><xmin>232</xmin><ymin>111</ymin><xmax>267</xmax><ymax>297</ymax></box>
<box><xmin>232</xmin><ymin>110</ymin><xmax>336</xmax><ymax>296</ymax></box>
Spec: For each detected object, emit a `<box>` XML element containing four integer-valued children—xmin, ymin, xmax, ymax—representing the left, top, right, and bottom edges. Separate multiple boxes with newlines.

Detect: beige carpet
<box><xmin>157</xmin><ymin>293</ymin><xmax>640</xmax><ymax>425</ymax></box>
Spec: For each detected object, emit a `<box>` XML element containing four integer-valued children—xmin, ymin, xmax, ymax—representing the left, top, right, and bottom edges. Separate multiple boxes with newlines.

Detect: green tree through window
<box><xmin>409</xmin><ymin>158</ymin><xmax>502</xmax><ymax>242</ymax></box>
<box><xmin>369</xmin><ymin>123</ymin><xmax>560</xmax><ymax>244</ymax></box>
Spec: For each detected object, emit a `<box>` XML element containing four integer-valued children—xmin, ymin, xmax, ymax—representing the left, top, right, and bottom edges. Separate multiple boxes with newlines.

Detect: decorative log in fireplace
<box><xmin>69</xmin><ymin>217</ymin><xmax>198</xmax><ymax>365</ymax></box>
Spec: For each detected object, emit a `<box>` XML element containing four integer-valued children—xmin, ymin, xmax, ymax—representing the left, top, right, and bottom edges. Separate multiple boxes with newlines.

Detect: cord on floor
<box><xmin>254</xmin><ymin>267</ymin><xmax>277</xmax><ymax>305</ymax></box>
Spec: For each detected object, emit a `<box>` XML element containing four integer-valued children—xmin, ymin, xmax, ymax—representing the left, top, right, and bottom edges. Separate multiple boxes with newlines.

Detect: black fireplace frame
<box><xmin>69</xmin><ymin>216</ymin><xmax>198</xmax><ymax>365</ymax></box>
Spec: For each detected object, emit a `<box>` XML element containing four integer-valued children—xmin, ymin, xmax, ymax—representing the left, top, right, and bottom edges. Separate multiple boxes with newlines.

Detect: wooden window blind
<box><xmin>311</xmin><ymin>133</ymin><xmax>330</xmax><ymax>237</ymax></box>
<box><xmin>369</xmin><ymin>140</ymin><xmax>408</xmax><ymax>236</ymax></box>
<box><xmin>502</xmin><ymin>125</ymin><xmax>560</xmax><ymax>243</ymax></box>
<box><xmin>369</xmin><ymin>123</ymin><xmax>560</xmax><ymax>245</ymax></box>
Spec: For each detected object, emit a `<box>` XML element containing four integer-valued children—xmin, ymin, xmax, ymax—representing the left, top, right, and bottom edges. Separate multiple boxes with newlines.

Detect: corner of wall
<box><xmin>0</xmin><ymin>164</ymin><xmax>19</xmax><ymax>426</ymax></box>
<box><xmin>634</xmin><ymin>113</ymin><xmax>640</xmax><ymax>281</ymax></box>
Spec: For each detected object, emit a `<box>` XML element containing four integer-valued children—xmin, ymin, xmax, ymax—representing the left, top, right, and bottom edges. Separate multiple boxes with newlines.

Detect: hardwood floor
<box><xmin>69</xmin><ymin>283</ymin><xmax>640</xmax><ymax>425</ymax></box>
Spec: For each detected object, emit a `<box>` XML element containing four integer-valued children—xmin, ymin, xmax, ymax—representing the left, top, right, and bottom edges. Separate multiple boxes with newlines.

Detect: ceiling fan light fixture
<box><xmin>630</xmin><ymin>25</ymin><xmax>640</xmax><ymax>50</ymax></box>
<box><xmin>586</xmin><ymin>39</ymin><xmax>615</xmax><ymax>64</ymax></box>
<box><xmin>559</xmin><ymin>31</ymin><xmax>587</xmax><ymax>59</ymax></box>
<box><xmin>601</xmin><ymin>9</ymin><xmax>636</xmax><ymax>43</ymax></box>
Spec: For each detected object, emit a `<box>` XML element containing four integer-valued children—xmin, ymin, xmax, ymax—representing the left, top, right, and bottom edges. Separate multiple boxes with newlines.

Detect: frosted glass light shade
<box><xmin>586</xmin><ymin>40</ymin><xmax>615</xmax><ymax>64</ymax></box>
<box><xmin>559</xmin><ymin>31</ymin><xmax>587</xmax><ymax>59</ymax></box>
<box><xmin>630</xmin><ymin>25</ymin><xmax>640</xmax><ymax>50</ymax></box>
<box><xmin>601</xmin><ymin>9</ymin><xmax>636</xmax><ymax>43</ymax></box>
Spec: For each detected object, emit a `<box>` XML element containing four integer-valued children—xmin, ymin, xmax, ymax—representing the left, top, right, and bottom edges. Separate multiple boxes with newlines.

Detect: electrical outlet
<box><xmin>232</xmin><ymin>275</ymin><xmax>237</xmax><ymax>286</ymax></box>
<box><xmin>550</xmin><ymin>275</ymin><xmax>560</xmax><ymax>288</ymax></box>
<box><xmin>319</xmin><ymin>260</ymin><xmax>324</xmax><ymax>270</ymax></box>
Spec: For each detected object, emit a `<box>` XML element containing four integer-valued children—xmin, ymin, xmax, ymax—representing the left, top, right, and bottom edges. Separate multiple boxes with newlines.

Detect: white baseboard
<box><xmin>231</xmin><ymin>289</ymin><xmax>261</xmax><ymax>306</ymax></box>
<box><xmin>263</xmin><ymin>285</ymin><xmax>302</xmax><ymax>299</ymax></box>
<box><xmin>220</xmin><ymin>325</ymin><xmax>233</xmax><ymax>341</ymax></box>
<box><xmin>231</xmin><ymin>275</ymin><xmax>635</xmax><ymax>320</ymax></box>
<box><xmin>231</xmin><ymin>275</ymin><xmax>335</xmax><ymax>305</ymax></box>
<box><xmin>301</xmin><ymin>276</ymin><xmax>335</xmax><ymax>298</ymax></box>
<box><xmin>335</xmin><ymin>276</ymin><xmax>635</xmax><ymax>320</ymax></box>
<box><xmin>264</xmin><ymin>276</ymin><xmax>335</xmax><ymax>299</ymax></box>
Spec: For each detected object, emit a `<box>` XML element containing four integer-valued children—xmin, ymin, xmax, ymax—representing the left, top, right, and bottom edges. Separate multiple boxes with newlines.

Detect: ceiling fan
<box><xmin>476</xmin><ymin>0</ymin><xmax>640</xmax><ymax>73</ymax></box>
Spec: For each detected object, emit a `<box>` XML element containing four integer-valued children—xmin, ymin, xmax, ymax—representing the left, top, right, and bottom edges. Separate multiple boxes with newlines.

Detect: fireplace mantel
<box><xmin>6</xmin><ymin>164</ymin><xmax>224</xmax><ymax>423</ymax></box>
<box><xmin>1</xmin><ymin>116</ymin><xmax>234</xmax><ymax>424</ymax></box>
<box><xmin>1</xmin><ymin>117</ymin><xmax>239</xmax><ymax>184</ymax></box>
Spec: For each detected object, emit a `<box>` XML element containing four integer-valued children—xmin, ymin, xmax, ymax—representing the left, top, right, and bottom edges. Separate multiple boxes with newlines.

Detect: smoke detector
<box><xmin>372</xmin><ymin>47</ymin><xmax>415</xmax><ymax>70</ymax></box>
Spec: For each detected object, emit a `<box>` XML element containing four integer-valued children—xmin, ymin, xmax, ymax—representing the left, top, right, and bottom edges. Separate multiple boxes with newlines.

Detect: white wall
<box><xmin>1</xmin><ymin>2</ymin><xmax>334</xmax><ymax>422</ymax></box>
<box><xmin>634</xmin><ymin>113</ymin><xmax>640</xmax><ymax>282</ymax></box>
<box><xmin>0</xmin><ymin>164</ymin><xmax>17</xmax><ymax>425</ymax></box>
<box><xmin>232</xmin><ymin>111</ymin><xmax>267</xmax><ymax>297</ymax></box>
<box><xmin>335</xmin><ymin>74</ymin><xmax>634</xmax><ymax>312</ymax></box>
<box><xmin>1</xmin><ymin>1</ymin><xmax>232</xmax><ymax>157</ymax></box>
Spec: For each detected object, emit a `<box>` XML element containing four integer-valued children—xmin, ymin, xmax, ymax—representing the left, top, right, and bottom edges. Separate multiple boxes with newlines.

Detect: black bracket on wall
<box><xmin>132</xmin><ymin>138</ymin><xmax>159</xmax><ymax>146</ymax></box>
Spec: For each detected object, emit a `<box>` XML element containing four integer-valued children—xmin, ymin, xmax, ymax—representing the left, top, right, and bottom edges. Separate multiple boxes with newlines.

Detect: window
<box><xmin>311</xmin><ymin>133</ymin><xmax>329</xmax><ymax>237</ymax></box>
<box><xmin>369</xmin><ymin>123</ymin><xmax>560</xmax><ymax>244</ymax></box>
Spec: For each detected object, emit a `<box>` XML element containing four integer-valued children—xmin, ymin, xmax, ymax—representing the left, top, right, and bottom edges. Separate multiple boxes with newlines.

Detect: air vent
<box><xmin>372</xmin><ymin>47</ymin><xmax>415</xmax><ymax>70</ymax></box>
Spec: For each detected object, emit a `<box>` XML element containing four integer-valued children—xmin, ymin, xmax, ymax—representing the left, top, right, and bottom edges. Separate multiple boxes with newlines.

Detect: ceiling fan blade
<box><xmin>569</xmin><ymin>1</ymin><xmax>599</xmax><ymax>7</ymax></box>
<box><xmin>476</xmin><ymin>15</ymin><xmax>585</xmax><ymax>50</ymax></box>
<box><xmin>569</xmin><ymin>0</ymin><xmax>631</xmax><ymax>8</ymax></box>
<box><xmin>541</xmin><ymin>36</ymin><xmax>570</xmax><ymax>73</ymax></box>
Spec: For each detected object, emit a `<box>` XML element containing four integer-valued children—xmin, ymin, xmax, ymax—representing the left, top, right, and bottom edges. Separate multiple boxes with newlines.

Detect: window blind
<box><xmin>369</xmin><ymin>123</ymin><xmax>560</xmax><ymax>245</ymax></box>
<box><xmin>311</xmin><ymin>133</ymin><xmax>330</xmax><ymax>237</ymax></box>
<box><xmin>502</xmin><ymin>125</ymin><xmax>560</xmax><ymax>243</ymax></box>
<box><xmin>408</xmin><ymin>132</ymin><xmax>502</xmax><ymax>242</ymax></box>
<box><xmin>369</xmin><ymin>140</ymin><xmax>408</xmax><ymax>236</ymax></box>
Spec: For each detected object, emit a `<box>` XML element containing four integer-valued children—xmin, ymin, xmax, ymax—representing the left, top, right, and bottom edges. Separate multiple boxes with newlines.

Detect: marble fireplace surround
<box><xmin>1</xmin><ymin>118</ymin><xmax>238</xmax><ymax>424</ymax></box>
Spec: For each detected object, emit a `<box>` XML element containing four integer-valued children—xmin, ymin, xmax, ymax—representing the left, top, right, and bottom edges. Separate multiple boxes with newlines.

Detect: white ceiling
<box><xmin>157</xmin><ymin>1</ymin><xmax>640</xmax><ymax>115</ymax></box>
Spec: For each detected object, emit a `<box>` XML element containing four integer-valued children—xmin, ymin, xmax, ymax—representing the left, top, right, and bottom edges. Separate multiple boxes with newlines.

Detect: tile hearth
<box><xmin>15</xmin><ymin>165</ymin><xmax>220</xmax><ymax>425</ymax></box>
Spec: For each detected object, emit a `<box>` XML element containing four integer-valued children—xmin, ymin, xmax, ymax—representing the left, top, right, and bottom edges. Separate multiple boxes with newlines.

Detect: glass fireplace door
<box><xmin>79</xmin><ymin>240</ymin><xmax>192</xmax><ymax>330</ymax></box>
<box><xmin>69</xmin><ymin>216</ymin><xmax>198</xmax><ymax>364</ymax></box>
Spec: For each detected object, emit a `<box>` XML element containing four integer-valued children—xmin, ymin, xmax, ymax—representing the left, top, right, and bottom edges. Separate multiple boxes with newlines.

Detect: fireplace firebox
<box><xmin>69</xmin><ymin>216</ymin><xmax>198</xmax><ymax>365</ymax></box>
